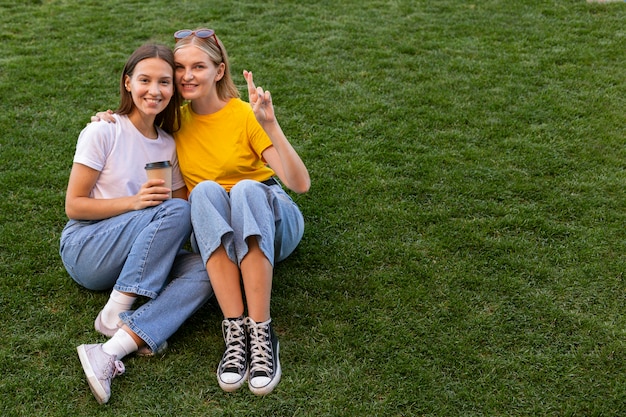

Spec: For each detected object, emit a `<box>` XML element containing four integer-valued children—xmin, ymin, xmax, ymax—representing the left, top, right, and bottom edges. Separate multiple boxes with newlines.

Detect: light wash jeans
<box><xmin>120</xmin><ymin>250</ymin><xmax>213</xmax><ymax>353</ymax></box>
<box><xmin>189</xmin><ymin>179</ymin><xmax>305</xmax><ymax>267</ymax></box>
<box><xmin>60</xmin><ymin>198</ymin><xmax>192</xmax><ymax>298</ymax></box>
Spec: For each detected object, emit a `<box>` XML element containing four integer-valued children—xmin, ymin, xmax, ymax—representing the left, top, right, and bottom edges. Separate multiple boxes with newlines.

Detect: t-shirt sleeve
<box><xmin>73</xmin><ymin>122</ymin><xmax>114</xmax><ymax>171</ymax></box>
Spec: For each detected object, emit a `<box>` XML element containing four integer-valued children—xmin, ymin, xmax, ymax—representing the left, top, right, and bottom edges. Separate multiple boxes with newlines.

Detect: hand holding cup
<box><xmin>145</xmin><ymin>161</ymin><xmax>173</xmax><ymax>199</ymax></box>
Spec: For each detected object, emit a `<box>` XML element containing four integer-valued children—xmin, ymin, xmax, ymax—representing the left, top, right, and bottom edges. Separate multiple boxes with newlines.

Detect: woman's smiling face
<box><xmin>174</xmin><ymin>45</ymin><xmax>223</xmax><ymax>101</ymax></box>
<box><xmin>125</xmin><ymin>57</ymin><xmax>174</xmax><ymax>118</ymax></box>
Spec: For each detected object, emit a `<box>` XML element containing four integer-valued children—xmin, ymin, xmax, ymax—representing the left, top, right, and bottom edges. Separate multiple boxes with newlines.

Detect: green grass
<box><xmin>1</xmin><ymin>0</ymin><xmax>626</xmax><ymax>415</ymax></box>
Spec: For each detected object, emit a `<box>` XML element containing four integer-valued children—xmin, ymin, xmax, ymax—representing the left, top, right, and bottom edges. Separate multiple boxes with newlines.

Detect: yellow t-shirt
<box><xmin>175</xmin><ymin>98</ymin><xmax>275</xmax><ymax>192</ymax></box>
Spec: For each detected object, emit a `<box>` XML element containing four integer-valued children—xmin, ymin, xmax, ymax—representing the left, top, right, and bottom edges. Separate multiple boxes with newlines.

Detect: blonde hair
<box><xmin>174</xmin><ymin>32</ymin><xmax>239</xmax><ymax>100</ymax></box>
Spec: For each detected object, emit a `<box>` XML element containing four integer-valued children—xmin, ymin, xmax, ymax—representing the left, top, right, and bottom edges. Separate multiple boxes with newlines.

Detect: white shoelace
<box><xmin>248</xmin><ymin>323</ymin><xmax>273</xmax><ymax>375</ymax></box>
<box><xmin>221</xmin><ymin>320</ymin><xmax>247</xmax><ymax>370</ymax></box>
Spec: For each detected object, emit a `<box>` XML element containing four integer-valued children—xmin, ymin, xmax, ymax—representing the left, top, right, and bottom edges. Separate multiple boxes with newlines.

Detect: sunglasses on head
<box><xmin>174</xmin><ymin>29</ymin><xmax>222</xmax><ymax>55</ymax></box>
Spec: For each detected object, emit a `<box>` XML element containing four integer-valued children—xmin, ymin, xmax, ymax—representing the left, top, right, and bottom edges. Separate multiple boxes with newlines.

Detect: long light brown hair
<box><xmin>116</xmin><ymin>43</ymin><xmax>181</xmax><ymax>133</ymax></box>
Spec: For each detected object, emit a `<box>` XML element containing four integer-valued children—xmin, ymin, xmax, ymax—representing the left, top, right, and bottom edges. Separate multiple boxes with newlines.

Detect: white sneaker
<box><xmin>77</xmin><ymin>344</ymin><xmax>125</xmax><ymax>404</ymax></box>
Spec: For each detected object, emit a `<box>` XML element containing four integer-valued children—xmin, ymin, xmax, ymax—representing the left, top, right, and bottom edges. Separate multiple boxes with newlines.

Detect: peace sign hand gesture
<box><xmin>244</xmin><ymin>70</ymin><xmax>276</xmax><ymax>125</ymax></box>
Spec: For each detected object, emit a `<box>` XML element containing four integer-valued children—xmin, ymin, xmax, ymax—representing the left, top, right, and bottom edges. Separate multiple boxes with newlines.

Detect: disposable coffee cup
<box><xmin>145</xmin><ymin>161</ymin><xmax>172</xmax><ymax>198</ymax></box>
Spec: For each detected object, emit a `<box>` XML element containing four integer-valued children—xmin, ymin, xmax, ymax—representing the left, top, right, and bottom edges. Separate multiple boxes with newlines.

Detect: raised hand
<box><xmin>244</xmin><ymin>70</ymin><xmax>275</xmax><ymax>124</ymax></box>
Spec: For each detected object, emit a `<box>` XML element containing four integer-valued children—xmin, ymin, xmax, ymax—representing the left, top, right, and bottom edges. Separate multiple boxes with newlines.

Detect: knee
<box><xmin>230</xmin><ymin>180</ymin><xmax>264</xmax><ymax>202</ymax></box>
<box><xmin>164</xmin><ymin>198</ymin><xmax>191</xmax><ymax>218</ymax></box>
<box><xmin>190</xmin><ymin>181</ymin><xmax>226</xmax><ymax>203</ymax></box>
<box><xmin>191</xmin><ymin>180</ymin><xmax>223</xmax><ymax>197</ymax></box>
<box><xmin>70</xmin><ymin>269</ymin><xmax>116</xmax><ymax>292</ymax></box>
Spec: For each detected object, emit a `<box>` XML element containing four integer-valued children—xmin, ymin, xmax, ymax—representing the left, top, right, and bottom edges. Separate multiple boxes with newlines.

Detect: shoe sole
<box><xmin>217</xmin><ymin>368</ymin><xmax>249</xmax><ymax>392</ymax></box>
<box><xmin>249</xmin><ymin>343</ymin><xmax>281</xmax><ymax>396</ymax></box>
<box><xmin>77</xmin><ymin>345</ymin><xmax>108</xmax><ymax>404</ymax></box>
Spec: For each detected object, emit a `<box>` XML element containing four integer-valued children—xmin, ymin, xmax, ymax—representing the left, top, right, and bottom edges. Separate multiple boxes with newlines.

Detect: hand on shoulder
<box><xmin>90</xmin><ymin>109</ymin><xmax>116</xmax><ymax>124</ymax></box>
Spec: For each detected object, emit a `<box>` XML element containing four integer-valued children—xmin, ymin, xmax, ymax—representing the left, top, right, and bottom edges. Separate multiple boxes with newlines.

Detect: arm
<box><xmin>65</xmin><ymin>163</ymin><xmax>172</xmax><ymax>220</ymax></box>
<box><xmin>245</xmin><ymin>70</ymin><xmax>310</xmax><ymax>194</ymax></box>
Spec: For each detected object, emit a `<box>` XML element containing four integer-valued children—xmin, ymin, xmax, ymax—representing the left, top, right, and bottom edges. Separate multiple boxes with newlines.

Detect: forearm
<box><xmin>263</xmin><ymin>121</ymin><xmax>310</xmax><ymax>193</ymax></box>
<box><xmin>65</xmin><ymin>196</ymin><xmax>135</xmax><ymax>221</ymax></box>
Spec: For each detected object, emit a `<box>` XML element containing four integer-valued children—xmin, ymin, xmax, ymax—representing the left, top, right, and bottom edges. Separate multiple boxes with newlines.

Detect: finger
<box><xmin>148</xmin><ymin>187</ymin><xmax>171</xmax><ymax>195</ymax></box>
<box><xmin>145</xmin><ymin>179</ymin><xmax>166</xmax><ymax>187</ymax></box>
<box><xmin>244</xmin><ymin>70</ymin><xmax>256</xmax><ymax>94</ymax></box>
<box><xmin>149</xmin><ymin>194</ymin><xmax>170</xmax><ymax>201</ymax></box>
<box><xmin>142</xmin><ymin>199</ymin><xmax>164</xmax><ymax>209</ymax></box>
<box><xmin>143</xmin><ymin>191</ymin><xmax>170</xmax><ymax>203</ymax></box>
<box><xmin>256</xmin><ymin>87</ymin><xmax>265</xmax><ymax>103</ymax></box>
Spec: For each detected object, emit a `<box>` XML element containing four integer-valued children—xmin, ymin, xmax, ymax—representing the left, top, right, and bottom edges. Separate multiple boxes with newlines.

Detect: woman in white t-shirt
<box><xmin>60</xmin><ymin>44</ymin><xmax>213</xmax><ymax>405</ymax></box>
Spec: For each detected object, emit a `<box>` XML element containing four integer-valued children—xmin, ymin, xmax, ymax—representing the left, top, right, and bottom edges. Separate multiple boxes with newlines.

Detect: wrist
<box><xmin>261</xmin><ymin>119</ymin><xmax>280</xmax><ymax>132</ymax></box>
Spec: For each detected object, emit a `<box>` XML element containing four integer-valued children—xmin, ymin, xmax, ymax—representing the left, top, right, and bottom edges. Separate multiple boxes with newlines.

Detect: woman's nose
<box><xmin>149</xmin><ymin>82</ymin><xmax>161</xmax><ymax>95</ymax></box>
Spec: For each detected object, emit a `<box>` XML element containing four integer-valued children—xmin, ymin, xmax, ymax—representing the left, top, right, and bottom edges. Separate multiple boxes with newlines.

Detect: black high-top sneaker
<box><xmin>217</xmin><ymin>316</ymin><xmax>248</xmax><ymax>392</ymax></box>
<box><xmin>246</xmin><ymin>317</ymin><xmax>281</xmax><ymax>395</ymax></box>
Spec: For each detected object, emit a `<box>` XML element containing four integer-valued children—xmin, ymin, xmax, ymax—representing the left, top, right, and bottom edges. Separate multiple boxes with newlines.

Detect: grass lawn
<box><xmin>1</xmin><ymin>0</ymin><xmax>626</xmax><ymax>415</ymax></box>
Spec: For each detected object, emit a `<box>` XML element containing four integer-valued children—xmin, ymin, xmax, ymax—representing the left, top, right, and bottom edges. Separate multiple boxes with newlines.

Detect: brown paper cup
<box><xmin>145</xmin><ymin>161</ymin><xmax>172</xmax><ymax>198</ymax></box>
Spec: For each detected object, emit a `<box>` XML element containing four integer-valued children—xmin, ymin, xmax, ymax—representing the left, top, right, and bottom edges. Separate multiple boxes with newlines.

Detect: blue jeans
<box><xmin>60</xmin><ymin>199</ymin><xmax>192</xmax><ymax>298</ymax></box>
<box><xmin>120</xmin><ymin>251</ymin><xmax>213</xmax><ymax>352</ymax></box>
<box><xmin>189</xmin><ymin>179</ymin><xmax>304</xmax><ymax>267</ymax></box>
<box><xmin>60</xmin><ymin>199</ymin><xmax>214</xmax><ymax>352</ymax></box>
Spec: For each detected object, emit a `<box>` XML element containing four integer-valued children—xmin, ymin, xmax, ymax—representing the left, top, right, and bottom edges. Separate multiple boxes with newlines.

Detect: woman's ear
<box><xmin>216</xmin><ymin>63</ymin><xmax>226</xmax><ymax>81</ymax></box>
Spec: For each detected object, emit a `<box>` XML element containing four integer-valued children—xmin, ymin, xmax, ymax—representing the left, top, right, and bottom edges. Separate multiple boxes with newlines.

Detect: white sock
<box><xmin>102</xmin><ymin>329</ymin><xmax>138</xmax><ymax>360</ymax></box>
<box><xmin>101</xmin><ymin>290</ymin><xmax>136</xmax><ymax>328</ymax></box>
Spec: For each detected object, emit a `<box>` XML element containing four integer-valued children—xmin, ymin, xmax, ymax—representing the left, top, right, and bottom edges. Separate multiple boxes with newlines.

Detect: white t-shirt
<box><xmin>73</xmin><ymin>114</ymin><xmax>185</xmax><ymax>199</ymax></box>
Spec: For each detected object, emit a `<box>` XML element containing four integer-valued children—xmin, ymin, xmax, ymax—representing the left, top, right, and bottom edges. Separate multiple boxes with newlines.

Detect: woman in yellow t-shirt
<box><xmin>173</xmin><ymin>29</ymin><xmax>310</xmax><ymax>396</ymax></box>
